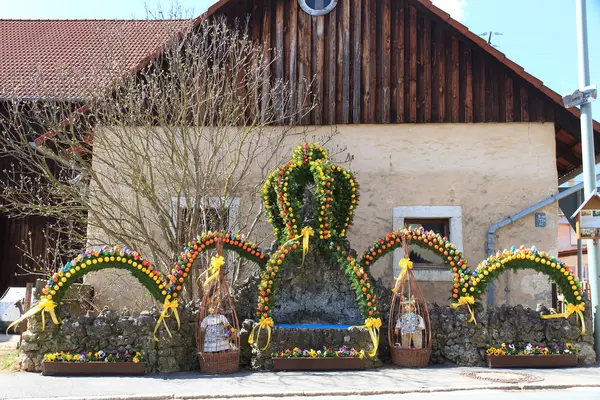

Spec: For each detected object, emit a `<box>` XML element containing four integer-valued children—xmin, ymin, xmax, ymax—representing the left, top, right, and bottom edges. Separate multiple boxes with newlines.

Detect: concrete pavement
<box><xmin>1</xmin><ymin>365</ymin><xmax>600</xmax><ymax>400</ymax></box>
<box><xmin>213</xmin><ymin>388</ymin><xmax>600</xmax><ymax>400</ymax></box>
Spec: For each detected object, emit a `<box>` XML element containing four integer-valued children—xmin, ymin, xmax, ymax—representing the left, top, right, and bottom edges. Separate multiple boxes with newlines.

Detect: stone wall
<box><xmin>427</xmin><ymin>303</ymin><xmax>595</xmax><ymax>366</ymax></box>
<box><xmin>272</xmin><ymin>246</ymin><xmax>363</xmax><ymax>325</ymax></box>
<box><xmin>19</xmin><ymin>302</ymin><xmax>595</xmax><ymax>372</ymax></box>
<box><xmin>19</xmin><ymin>304</ymin><xmax>199</xmax><ymax>373</ymax></box>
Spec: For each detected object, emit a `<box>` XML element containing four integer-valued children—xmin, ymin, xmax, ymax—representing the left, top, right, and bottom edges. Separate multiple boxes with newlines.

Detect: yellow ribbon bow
<box><xmin>450</xmin><ymin>295</ymin><xmax>477</xmax><ymax>326</ymax></box>
<box><xmin>541</xmin><ymin>303</ymin><xmax>586</xmax><ymax>335</ymax></box>
<box><xmin>6</xmin><ymin>297</ymin><xmax>59</xmax><ymax>334</ymax></box>
<box><xmin>248</xmin><ymin>316</ymin><xmax>274</xmax><ymax>350</ymax></box>
<box><xmin>282</xmin><ymin>226</ymin><xmax>314</xmax><ymax>267</ymax></box>
<box><xmin>202</xmin><ymin>255</ymin><xmax>225</xmax><ymax>287</ymax></box>
<box><xmin>354</xmin><ymin>317</ymin><xmax>382</xmax><ymax>357</ymax></box>
<box><xmin>398</xmin><ymin>258</ymin><xmax>414</xmax><ymax>282</ymax></box>
<box><xmin>153</xmin><ymin>298</ymin><xmax>181</xmax><ymax>341</ymax></box>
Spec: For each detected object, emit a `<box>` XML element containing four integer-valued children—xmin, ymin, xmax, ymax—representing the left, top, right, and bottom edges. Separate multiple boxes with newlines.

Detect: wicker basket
<box><xmin>195</xmin><ymin>240</ymin><xmax>241</xmax><ymax>375</ymax></box>
<box><xmin>390</xmin><ymin>347</ymin><xmax>431</xmax><ymax>368</ymax></box>
<box><xmin>197</xmin><ymin>349</ymin><xmax>240</xmax><ymax>374</ymax></box>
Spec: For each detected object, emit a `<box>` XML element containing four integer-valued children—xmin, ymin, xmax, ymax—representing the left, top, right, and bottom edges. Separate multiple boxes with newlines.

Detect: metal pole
<box><xmin>576</xmin><ymin>0</ymin><xmax>600</xmax><ymax>360</ymax></box>
<box><xmin>577</xmin><ymin>190</ymin><xmax>583</xmax><ymax>280</ymax></box>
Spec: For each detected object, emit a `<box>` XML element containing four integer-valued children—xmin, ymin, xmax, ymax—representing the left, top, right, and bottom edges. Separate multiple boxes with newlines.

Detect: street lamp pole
<box><xmin>575</xmin><ymin>0</ymin><xmax>600</xmax><ymax>359</ymax></box>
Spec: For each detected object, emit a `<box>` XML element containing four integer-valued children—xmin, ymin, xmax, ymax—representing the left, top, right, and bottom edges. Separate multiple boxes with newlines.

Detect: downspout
<box><xmin>487</xmin><ymin>173</ymin><xmax>600</xmax><ymax>306</ymax></box>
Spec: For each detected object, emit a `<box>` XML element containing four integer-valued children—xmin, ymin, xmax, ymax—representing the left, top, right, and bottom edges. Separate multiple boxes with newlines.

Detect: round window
<box><xmin>299</xmin><ymin>0</ymin><xmax>338</xmax><ymax>16</ymax></box>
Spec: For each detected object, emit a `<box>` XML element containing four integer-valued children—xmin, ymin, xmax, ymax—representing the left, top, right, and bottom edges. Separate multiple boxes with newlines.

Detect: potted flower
<box><xmin>271</xmin><ymin>346</ymin><xmax>365</xmax><ymax>371</ymax></box>
<box><xmin>42</xmin><ymin>350</ymin><xmax>146</xmax><ymax>376</ymax></box>
<box><xmin>485</xmin><ymin>343</ymin><xmax>578</xmax><ymax>368</ymax></box>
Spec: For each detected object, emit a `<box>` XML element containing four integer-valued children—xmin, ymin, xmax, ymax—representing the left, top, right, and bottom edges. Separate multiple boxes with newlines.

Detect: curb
<box><xmin>9</xmin><ymin>383</ymin><xmax>600</xmax><ymax>400</ymax></box>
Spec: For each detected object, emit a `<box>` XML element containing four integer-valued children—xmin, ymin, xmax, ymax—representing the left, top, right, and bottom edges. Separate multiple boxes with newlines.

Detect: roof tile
<box><xmin>0</xmin><ymin>19</ymin><xmax>189</xmax><ymax>99</ymax></box>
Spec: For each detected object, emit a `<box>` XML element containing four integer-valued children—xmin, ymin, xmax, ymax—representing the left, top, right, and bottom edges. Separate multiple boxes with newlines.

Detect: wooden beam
<box><xmin>327</xmin><ymin>7</ymin><xmax>337</xmax><ymax>124</ymax></box>
<box><xmin>314</xmin><ymin>16</ymin><xmax>325</xmax><ymax>125</ymax></box>
<box><xmin>275</xmin><ymin>0</ymin><xmax>285</xmax><ymax>121</ymax></box>
<box><xmin>336</xmin><ymin>0</ymin><xmax>344</xmax><ymax>121</ymax></box>
<box><xmin>341</xmin><ymin>0</ymin><xmax>351</xmax><ymax>123</ymax></box>
<box><xmin>363</xmin><ymin>0</ymin><xmax>374</xmax><ymax>122</ymax></box>
<box><xmin>260</xmin><ymin>0</ymin><xmax>272</xmax><ymax>123</ymax></box>
<box><xmin>409</xmin><ymin>5</ymin><xmax>417</xmax><ymax>123</ymax></box>
<box><xmin>352</xmin><ymin>0</ymin><xmax>362</xmax><ymax>123</ymax></box>
<box><xmin>520</xmin><ymin>85</ymin><xmax>529</xmax><ymax>122</ymax></box>
<box><xmin>464</xmin><ymin>46</ymin><xmax>473</xmax><ymax>122</ymax></box>
<box><xmin>298</xmin><ymin>6</ymin><xmax>311</xmax><ymax>125</ymax></box>
<box><xmin>477</xmin><ymin>53</ymin><xmax>486</xmax><ymax>122</ymax></box>
<box><xmin>381</xmin><ymin>0</ymin><xmax>391</xmax><ymax>123</ymax></box>
<box><xmin>557</xmin><ymin>144</ymin><xmax>582</xmax><ymax>167</ymax></box>
<box><xmin>498</xmin><ymin>71</ymin><xmax>506</xmax><ymax>122</ymax></box>
<box><xmin>423</xmin><ymin>16</ymin><xmax>432</xmax><ymax>122</ymax></box>
<box><xmin>416</xmin><ymin>13</ymin><xmax>424</xmax><ymax>122</ymax></box>
<box><xmin>451</xmin><ymin>36</ymin><xmax>459</xmax><ymax>122</ymax></box>
<box><xmin>392</xmin><ymin>0</ymin><xmax>404</xmax><ymax>123</ymax></box>
<box><xmin>505</xmin><ymin>74</ymin><xmax>514</xmax><ymax>122</ymax></box>
<box><xmin>289</xmin><ymin>0</ymin><xmax>298</xmax><ymax>122</ymax></box>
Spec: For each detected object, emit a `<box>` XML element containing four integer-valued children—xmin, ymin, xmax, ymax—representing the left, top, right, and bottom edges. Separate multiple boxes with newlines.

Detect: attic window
<box><xmin>299</xmin><ymin>0</ymin><xmax>338</xmax><ymax>16</ymax></box>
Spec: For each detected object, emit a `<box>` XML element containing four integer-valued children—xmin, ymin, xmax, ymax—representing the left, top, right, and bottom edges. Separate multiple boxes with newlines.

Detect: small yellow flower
<box><xmin>566</xmin><ymin>343</ymin><xmax>573</xmax><ymax>349</ymax></box>
<box><xmin>359</xmin><ymin>349</ymin><xmax>365</xmax><ymax>360</ymax></box>
<box><xmin>65</xmin><ymin>354</ymin><xmax>72</xmax><ymax>361</ymax></box>
<box><xmin>500</xmin><ymin>343</ymin><xmax>506</xmax><ymax>349</ymax></box>
<box><xmin>133</xmin><ymin>357</ymin><xmax>140</xmax><ymax>363</ymax></box>
<box><xmin>292</xmin><ymin>347</ymin><xmax>300</xmax><ymax>354</ymax></box>
<box><xmin>309</xmin><ymin>350</ymin><xmax>317</xmax><ymax>358</ymax></box>
<box><xmin>136</xmin><ymin>352</ymin><xmax>141</xmax><ymax>357</ymax></box>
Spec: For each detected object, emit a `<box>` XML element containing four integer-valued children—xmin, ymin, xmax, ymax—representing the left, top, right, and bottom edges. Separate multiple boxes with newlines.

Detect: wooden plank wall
<box><xmin>0</xmin><ymin>215</ymin><xmax>47</xmax><ymax>295</ymax></box>
<box><xmin>227</xmin><ymin>0</ymin><xmax>555</xmax><ymax>126</ymax></box>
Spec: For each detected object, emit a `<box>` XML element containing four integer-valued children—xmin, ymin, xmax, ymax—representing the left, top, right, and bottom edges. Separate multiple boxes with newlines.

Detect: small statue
<box><xmin>394</xmin><ymin>297</ymin><xmax>425</xmax><ymax>349</ymax></box>
<box><xmin>200</xmin><ymin>297</ymin><xmax>231</xmax><ymax>353</ymax></box>
<box><xmin>300</xmin><ymin>183</ymin><xmax>317</xmax><ymax>227</ymax></box>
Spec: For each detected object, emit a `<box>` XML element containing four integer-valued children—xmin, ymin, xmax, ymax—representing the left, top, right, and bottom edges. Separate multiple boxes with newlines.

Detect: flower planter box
<box><xmin>485</xmin><ymin>354</ymin><xmax>577</xmax><ymax>368</ymax></box>
<box><xmin>42</xmin><ymin>361</ymin><xmax>146</xmax><ymax>376</ymax></box>
<box><xmin>273</xmin><ymin>357</ymin><xmax>364</xmax><ymax>371</ymax></box>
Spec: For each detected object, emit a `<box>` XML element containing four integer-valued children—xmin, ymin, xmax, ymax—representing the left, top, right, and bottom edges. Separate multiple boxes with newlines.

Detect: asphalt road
<box><xmin>216</xmin><ymin>388</ymin><xmax>600</xmax><ymax>400</ymax></box>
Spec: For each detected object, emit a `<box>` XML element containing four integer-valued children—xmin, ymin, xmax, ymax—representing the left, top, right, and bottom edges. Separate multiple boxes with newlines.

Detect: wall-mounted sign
<box><xmin>535</xmin><ymin>212</ymin><xmax>547</xmax><ymax>227</ymax></box>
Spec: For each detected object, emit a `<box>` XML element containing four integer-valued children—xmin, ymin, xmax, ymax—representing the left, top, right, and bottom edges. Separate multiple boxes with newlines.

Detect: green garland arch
<box><xmin>165</xmin><ymin>230</ymin><xmax>268</xmax><ymax>299</ymax></box>
<box><xmin>467</xmin><ymin>246</ymin><xmax>585</xmax><ymax>305</ymax></box>
<box><xmin>42</xmin><ymin>246</ymin><xmax>167</xmax><ymax>304</ymax></box>
<box><xmin>357</xmin><ymin>227</ymin><xmax>468</xmax><ymax>300</ymax></box>
<box><xmin>7</xmin><ymin>246</ymin><xmax>168</xmax><ymax>333</ymax></box>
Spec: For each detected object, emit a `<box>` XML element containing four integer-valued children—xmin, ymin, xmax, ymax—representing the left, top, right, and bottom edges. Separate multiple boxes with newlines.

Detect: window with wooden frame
<box><xmin>393</xmin><ymin>206</ymin><xmax>462</xmax><ymax>281</ymax></box>
<box><xmin>299</xmin><ymin>0</ymin><xmax>338</xmax><ymax>16</ymax></box>
<box><xmin>404</xmin><ymin>218</ymin><xmax>450</xmax><ymax>266</ymax></box>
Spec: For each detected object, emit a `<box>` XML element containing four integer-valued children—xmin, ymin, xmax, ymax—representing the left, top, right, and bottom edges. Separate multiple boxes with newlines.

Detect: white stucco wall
<box><xmin>86</xmin><ymin>122</ymin><xmax>559</xmax><ymax>310</ymax></box>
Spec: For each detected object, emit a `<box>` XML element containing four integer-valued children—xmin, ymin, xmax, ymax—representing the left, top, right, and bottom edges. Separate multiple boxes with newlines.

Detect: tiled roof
<box><xmin>0</xmin><ymin>19</ymin><xmax>190</xmax><ymax>100</ymax></box>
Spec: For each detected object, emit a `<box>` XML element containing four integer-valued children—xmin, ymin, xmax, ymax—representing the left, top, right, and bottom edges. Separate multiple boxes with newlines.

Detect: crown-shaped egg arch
<box><xmin>263</xmin><ymin>142</ymin><xmax>360</xmax><ymax>242</ymax></box>
<box><xmin>251</xmin><ymin>143</ymin><xmax>382</xmax><ymax>356</ymax></box>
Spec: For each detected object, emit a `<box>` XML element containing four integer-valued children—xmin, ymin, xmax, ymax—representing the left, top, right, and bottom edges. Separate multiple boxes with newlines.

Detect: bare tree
<box><xmin>0</xmin><ymin>17</ymin><xmax>329</xmax><ymax>307</ymax></box>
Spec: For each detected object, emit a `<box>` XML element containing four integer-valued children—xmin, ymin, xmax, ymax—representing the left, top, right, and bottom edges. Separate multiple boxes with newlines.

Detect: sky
<box><xmin>2</xmin><ymin>0</ymin><xmax>599</xmax><ymax>180</ymax></box>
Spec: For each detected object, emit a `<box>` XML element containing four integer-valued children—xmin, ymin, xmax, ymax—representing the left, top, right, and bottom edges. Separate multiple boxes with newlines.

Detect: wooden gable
<box><xmin>198</xmin><ymin>0</ymin><xmax>600</xmax><ymax>179</ymax></box>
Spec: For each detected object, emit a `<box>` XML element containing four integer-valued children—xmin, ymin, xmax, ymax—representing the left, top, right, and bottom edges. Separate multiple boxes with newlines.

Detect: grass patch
<box><xmin>0</xmin><ymin>350</ymin><xmax>19</xmax><ymax>372</ymax></box>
